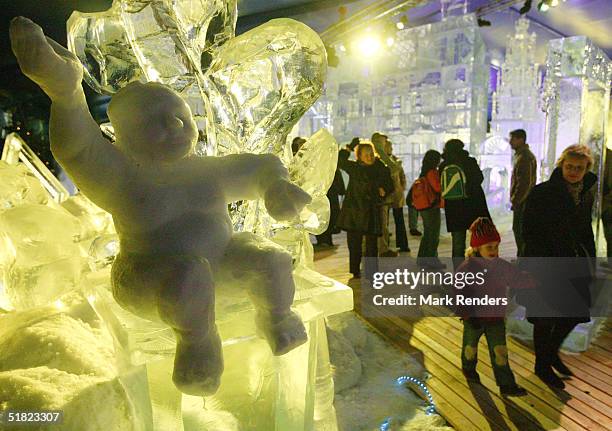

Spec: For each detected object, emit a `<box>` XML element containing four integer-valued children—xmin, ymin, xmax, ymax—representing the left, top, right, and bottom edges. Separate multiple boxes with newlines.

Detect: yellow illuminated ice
<box><xmin>0</xmin><ymin>204</ymin><xmax>85</xmax><ymax>310</ymax></box>
<box><xmin>11</xmin><ymin>16</ymin><xmax>316</xmax><ymax>397</ymax></box>
<box><xmin>4</xmin><ymin>1</ymin><xmax>353</xmax><ymax>430</ymax></box>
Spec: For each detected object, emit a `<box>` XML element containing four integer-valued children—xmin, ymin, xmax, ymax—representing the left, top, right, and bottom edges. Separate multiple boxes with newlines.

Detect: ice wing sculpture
<box><xmin>205</xmin><ymin>19</ymin><xmax>327</xmax><ymax>156</ymax></box>
<box><xmin>68</xmin><ymin>0</ymin><xmax>236</xmax><ymax>94</ymax></box>
<box><xmin>67</xmin><ymin>0</ymin><xmax>326</xmax><ymax>157</ymax></box>
<box><xmin>289</xmin><ymin>129</ymin><xmax>338</xmax><ymax>234</ymax></box>
<box><xmin>68</xmin><ymin>0</ymin><xmax>332</xmax><ymax>252</ymax></box>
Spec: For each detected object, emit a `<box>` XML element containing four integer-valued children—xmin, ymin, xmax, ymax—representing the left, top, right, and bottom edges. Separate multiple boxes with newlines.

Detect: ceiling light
<box><xmin>357</xmin><ymin>35</ymin><xmax>382</xmax><ymax>58</ymax></box>
<box><xmin>396</xmin><ymin>15</ymin><xmax>409</xmax><ymax>30</ymax></box>
<box><xmin>537</xmin><ymin>1</ymin><xmax>550</xmax><ymax>12</ymax></box>
<box><xmin>519</xmin><ymin>0</ymin><xmax>532</xmax><ymax>14</ymax></box>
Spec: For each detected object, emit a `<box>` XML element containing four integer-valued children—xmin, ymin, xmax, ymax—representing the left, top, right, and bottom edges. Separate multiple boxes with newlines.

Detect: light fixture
<box><xmin>339</xmin><ymin>44</ymin><xmax>346</xmax><ymax>52</ymax></box>
<box><xmin>519</xmin><ymin>0</ymin><xmax>532</xmax><ymax>14</ymax></box>
<box><xmin>537</xmin><ymin>0</ymin><xmax>561</xmax><ymax>9</ymax></box>
<box><xmin>386</xmin><ymin>37</ymin><xmax>395</xmax><ymax>47</ymax></box>
<box><xmin>357</xmin><ymin>35</ymin><xmax>382</xmax><ymax>57</ymax></box>
<box><xmin>396</xmin><ymin>15</ymin><xmax>409</xmax><ymax>30</ymax></box>
<box><xmin>537</xmin><ymin>0</ymin><xmax>550</xmax><ymax>11</ymax></box>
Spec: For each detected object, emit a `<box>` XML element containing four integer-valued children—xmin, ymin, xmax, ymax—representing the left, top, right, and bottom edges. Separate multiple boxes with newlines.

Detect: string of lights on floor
<box><xmin>379</xmin><ymin>375</ymin><xmax>437</xmax><ymax>431</ymax></box>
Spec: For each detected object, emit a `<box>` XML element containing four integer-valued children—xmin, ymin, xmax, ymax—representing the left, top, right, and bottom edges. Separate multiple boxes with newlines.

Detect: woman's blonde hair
<box><xmin>555</xmin><ymin>144</ymin><xmax>594</xmax><ymax>170</ymax></box>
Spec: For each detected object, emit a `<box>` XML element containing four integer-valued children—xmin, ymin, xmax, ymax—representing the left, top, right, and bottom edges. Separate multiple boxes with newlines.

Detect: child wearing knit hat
<box><xmin>456</xmin><ymin>217</ymin><xmax>537</xmax><ymax>397</ymax></box>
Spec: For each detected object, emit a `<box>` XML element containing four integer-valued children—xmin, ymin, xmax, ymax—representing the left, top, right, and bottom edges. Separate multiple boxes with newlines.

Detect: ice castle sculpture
<box><xmin>0</xmin><ymin>1</ymin><xmax>352</xmax><ymax>429</ymax></box>
<box><xmin>317</xmin><ymin>13</ymin><xmax>488</xmax><ymax>184</ymax></box>
<box><xmin>482</xmin><ymin>17</ymin><xmax>546</xmax><ymax>211</ymax></box>
<box><xmin>490</xmin><ymin>17</ymin><xmax>546</xmax><ymax>169</ymax></box>
<box><xmin>391</xmin><ymin>13</ymin><xmax>489</xmax><ymax>179</ymax></box>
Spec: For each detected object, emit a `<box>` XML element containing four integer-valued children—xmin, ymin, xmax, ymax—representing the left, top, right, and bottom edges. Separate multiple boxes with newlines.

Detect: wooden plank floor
<box><xmin>313</xmin><ymin>214</ymin><xmax>612</xmax><ymax>431</ymax></box>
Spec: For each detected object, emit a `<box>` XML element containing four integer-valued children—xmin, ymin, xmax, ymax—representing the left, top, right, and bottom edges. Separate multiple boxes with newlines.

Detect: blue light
<box><xmin>379</xmin><ymin>375</ymin><xmax>437</xmax><ymax>429</ymax></box>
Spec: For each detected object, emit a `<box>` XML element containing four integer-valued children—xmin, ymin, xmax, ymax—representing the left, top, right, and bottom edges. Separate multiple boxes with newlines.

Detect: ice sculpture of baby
<box><xmin>10</xmin><ymin>17</ymin><xmax>311</xmax><ymax>395</ymax></box>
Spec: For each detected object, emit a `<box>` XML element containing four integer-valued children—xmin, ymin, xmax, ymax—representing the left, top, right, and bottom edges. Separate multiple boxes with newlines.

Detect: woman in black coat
<box><xmin>520</xmin><ymin>144</ymin><xmax>597</xmax><ymax>389</ymax></box>
<box><xmin>336</xmin><ymin>140</ymin><xmax>394</xmax><ymax>279</ymax></box>
<box><xmin>438</xmin><ymin>139</ymin><xmax>490</xmax><ymax>259</ymax></box>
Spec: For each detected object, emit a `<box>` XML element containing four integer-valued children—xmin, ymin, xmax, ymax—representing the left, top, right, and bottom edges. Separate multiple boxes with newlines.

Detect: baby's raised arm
<box><xmin>10</xmin><ymin>17</ymin><xmax>128</xmax><ymax>211</ymax></box>
<box><xmin>214</xmin><ymin>153</ymin><xmax>289</xmax><ymax>202</ymax></box>
<box><xmin>212</xmin><ymin>153</ymin><xmax>311</xmax><ymax>221</ymax></box>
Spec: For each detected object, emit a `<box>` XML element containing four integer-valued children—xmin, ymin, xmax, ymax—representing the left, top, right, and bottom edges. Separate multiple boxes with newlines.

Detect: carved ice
<box><xmin>2</xmin><ymin>2</ymin><xmax>351</xmax><ymax>430</ymax></box>
<box><xmin>485</xmin><ymin>17</ymin><xmax>546</xmax><ymax>210</ymax></box>
<box><xmin>490</xmin><ymin>17</ymin><xmax>546</xmax><ymax>167</ymax></box>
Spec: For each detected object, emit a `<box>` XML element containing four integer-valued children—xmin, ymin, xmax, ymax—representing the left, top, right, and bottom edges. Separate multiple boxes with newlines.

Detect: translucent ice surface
<box><xmin>206</xmin><ymin>18</ymin><xmax>327</xmax><ymax>156</ymax></box>
<box><xmin>0</xmin><ymin>204</ymin><xmax>85</xmax><ymax>310</ymax></box>
<box><xmin>3</xmin><ymin>2</ymin><xmax>352</xmax><ymax>428</ymax></box>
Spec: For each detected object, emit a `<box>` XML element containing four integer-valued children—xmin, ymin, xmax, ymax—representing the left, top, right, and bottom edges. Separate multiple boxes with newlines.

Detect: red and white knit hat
<box><xmin>469</xmin><ymin>217</ymin><xmax>501</xmax><ymax>248</ymax></box>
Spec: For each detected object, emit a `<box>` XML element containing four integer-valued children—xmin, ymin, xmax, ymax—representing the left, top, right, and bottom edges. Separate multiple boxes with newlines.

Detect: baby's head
<box><xmin>108</xmin><ymin>82</ymin><xmax>198</xmax><ymax>163</ymax></box>
<box><xmin>468</xmin><ymin>217</ymin><xmax>501</xmax><ymax>260</ymax></box>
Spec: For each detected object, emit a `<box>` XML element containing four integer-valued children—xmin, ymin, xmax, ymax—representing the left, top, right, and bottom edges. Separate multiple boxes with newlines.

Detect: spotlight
<box><xmin>550</xmin><ymin>0</ymin><xmax>558</xmax><ymax>5</ymax></box>
<box><xmin>477</xmin><ymin>18</ymin><xmax>491</xmax><ymax>27</ymax></box>
<box><xmin>519</xmin><ymin>0</ymin><xmax>532</xmax><ymax>14</ymax></box>
<box><xmin>537</xmin><ymin>1</ymin><xmax>550</xmax><ymax>11</ymax></box>
<box><xmin>357</xmin><ymin>35</ymin><xmax>382</xmax><ymax>57</ymax></box>
<box><xmin>386</xmin><ymin>37</ymin><xmax>395</xmax><ymax>47</ymax></box>
<box><xmin>339</xmin><ymin>44</ymin><xmax>346</xmax><ymax>52</ymax></box>
<box><xmin>396</xmin><ymin>15</ymin><xmax>409</xmax><ymax>30</ymax></box>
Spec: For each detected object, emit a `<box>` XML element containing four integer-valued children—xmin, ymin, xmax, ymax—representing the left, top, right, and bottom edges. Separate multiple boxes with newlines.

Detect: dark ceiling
<box><xmin>0</xmin><ymin>0</ymin><xmax>610</xmax><ymax>82</ymax></box>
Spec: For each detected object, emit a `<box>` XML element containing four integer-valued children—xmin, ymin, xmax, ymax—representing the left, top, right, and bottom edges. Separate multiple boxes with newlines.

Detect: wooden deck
<box><xmin>312</xmin><ymin>216</ymin><xmax>612</xmax><ymax>431</ymax></box>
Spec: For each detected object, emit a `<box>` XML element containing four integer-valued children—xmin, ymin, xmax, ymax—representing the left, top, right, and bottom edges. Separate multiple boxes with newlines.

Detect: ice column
<box><xmin>542</xmin><ymin>36</ymin><xmax>611</xmax><ymax>251</ymax></box>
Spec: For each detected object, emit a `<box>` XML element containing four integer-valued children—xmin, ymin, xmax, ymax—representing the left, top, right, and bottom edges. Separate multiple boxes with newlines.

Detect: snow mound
<box><xmin>327</xmin><ymin>312</ymin><xmax>453</xmax><ymax>431</ymax></box>
<box><xmin>0</xmin><ymin>366</ymin><xmax>135</xmax><ymax>430</ymax></box>
<box><xmin>327</xmin><ymin>327</ymin><xmax>362</xmax><ymax>392</ymax></box>
<box><xmin>0</xmin><ymin>313</ymin><xmax>116</xmax><ymax>378</ymax></box>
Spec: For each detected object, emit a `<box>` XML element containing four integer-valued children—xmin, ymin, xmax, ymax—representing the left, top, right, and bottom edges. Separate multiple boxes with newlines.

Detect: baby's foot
<box><xmin>255</xmin><ymin>310</ymin><xmax>308</xmax><ymax>355</ymax></box>
<box><xmin>172</xmin><ymin>328</ymin><xmax>223</xmax><ymax>396</ymax></box>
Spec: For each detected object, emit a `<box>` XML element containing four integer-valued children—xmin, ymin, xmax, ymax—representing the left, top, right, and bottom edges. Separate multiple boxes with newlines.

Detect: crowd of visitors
<box><xmin>294</xmin><ymin>128</ymin><xmax>607</xmax><ymax>395</ymax></box>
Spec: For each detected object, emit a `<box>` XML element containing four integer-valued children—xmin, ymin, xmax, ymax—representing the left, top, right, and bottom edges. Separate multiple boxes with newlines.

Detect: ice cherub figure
<box><xmin>9</xmin><ymin>17</ymin><xmax>312</xmax><ymax>396</ymax></box>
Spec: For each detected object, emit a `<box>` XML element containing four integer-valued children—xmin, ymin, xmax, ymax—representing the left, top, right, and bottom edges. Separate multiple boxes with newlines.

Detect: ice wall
<box><xmin>542</xmin><ymin>35</ymin><xmax>611</xmax><ymax>253</ymax></box>
<box><xmin>314</xmin><ymin>14</ymin><xmax>488</xmax><ymax>182</ymax></box>
<box><xmin>543</xmin><ymin>36</ymin><xmax>611</xmax><ymax>179</ymax></box>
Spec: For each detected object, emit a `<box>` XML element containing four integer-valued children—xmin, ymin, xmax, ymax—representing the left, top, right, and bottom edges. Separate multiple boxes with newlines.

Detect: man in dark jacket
<box><xmin>438</xmin><ymin>139</ymin><xmax>490</xmax><ymax>260</ymax></box>
<box><xmin>509</xmin><ymin>129</ymin><xmax>537</xmax><ymax>257</ymax></box>
<box><xmin>371</xmin><ymin>132</ymin><xmax>400</xmax><ymax>257</ymax></box>
<box><xmin>520</xmin><ymin>144</ymin><xmax>597</xmax><ymax>389</ymax></box>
